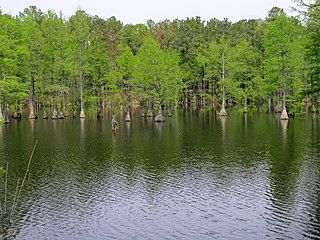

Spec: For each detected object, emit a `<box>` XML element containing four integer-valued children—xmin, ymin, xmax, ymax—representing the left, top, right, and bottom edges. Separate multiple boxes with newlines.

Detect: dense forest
<box><xmin>0</xmin><ymin>0</ymin><xmax>319</xmax><ymax>123</ymax></box>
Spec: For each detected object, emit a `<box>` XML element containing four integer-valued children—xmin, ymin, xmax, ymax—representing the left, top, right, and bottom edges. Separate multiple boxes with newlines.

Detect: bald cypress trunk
<box><xmin>0</xmin><ymin>102</ymin><xmax>4</xmax><ymax>122</ymax></box>
<box><xmin>155</xmin><ymin>103</ymin><xmax>165</xmax><ymax>122</ymax></box>
<box><xmin>58</xmin><ymin>91</ymin><xmax>64</xmax><ymax>119</ymax></box>
<box><xmin>218</xmin><ymin>86</ymin><xmax>227</xmax><ymax>116</ymax></box>
<box><xmin>218</xmin><ymin>54</ymin><xmax>227</xmax><ymax>117</ymax></box>
<box><xmin>42</xmin><ymin>98</ymin><xmax>48</xmax><ymax>119</ymax></box>
<box><xmin>244</xmin><ymin>96</ymin><xmax>248</xmax><ymax>114</ymax></box>
<box><xmin>28</xmin><ymin>72</ymin><xmax>37</xmax><ymax>119</ymax></box>
<box><xmin>79</xmin><ymin>65</ymin><xmax>85</xmax><ymax>119</ymax></box>
<box><xmin>280</xmin><ymin>93</ymin><xmax>288</xmax><ymax>120</ymax></box>
<box><xmin>125</xmin><ymin>97</ymin><xmax>131</xmax><ymax>122</ymax></box>
<box><xmin>97</xmin><ymin>101</ymin><xmax>104</xmax><ymax>118</ymax></box>
<box><xmin>3</xmin><ymin>102</ymin><xmax>10</xmax><ymax>124</ymax></box>
<box><xmin>168</xmin><ymin>103</ymin><xmax>173</xmax><ymax>117</ymax></box>
<box><xmin>51</xmin><ymin>98</ymin><xmax>58</xmax><ymax>119</ymax></box>
<box><xmin>280</xmin><ymin>52</ymin><xmax>288</xmax><ymax>120</ymax></box>
<box><xmin>147</xmin><ymin>100</ymin><xmax>153</xmax><ymax>117</ymax></box>
<box><xmin>141</xmin><ymin>101</ymin><xmax>145</xmax><ymax>117</ymax></box>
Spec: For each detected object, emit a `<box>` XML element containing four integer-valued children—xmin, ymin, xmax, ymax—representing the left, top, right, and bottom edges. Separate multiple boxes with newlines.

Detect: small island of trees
<box><xmin>0</xmin><ymin>0</ymin><xmax>319</xmax><ymax>124</ymax></box>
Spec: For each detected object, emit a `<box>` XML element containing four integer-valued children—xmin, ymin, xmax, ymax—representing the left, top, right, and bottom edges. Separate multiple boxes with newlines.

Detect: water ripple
<box><xmin>1</xmin><ymin>112</ymin><xmax>319</xmax><ymax>239</ymax></box>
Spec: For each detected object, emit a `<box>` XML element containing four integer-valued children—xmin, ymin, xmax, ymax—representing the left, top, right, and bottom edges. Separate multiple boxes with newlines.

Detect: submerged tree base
<box><xmin>312</xmin><ymin>105</ymin><xmax>318</xmax><ymax>114</ymax></box>
<box><xmin>243</xmin><ymin>105</ymin><xmax>248</xmax><ymax>114</ymax></box>
<box><xmin>80</xmin><ymin>109</ymin><xmax>85</xmax><ymax>118</ymax></box>
<box><xmin>43</xmin><ymin>110</ymin><xmax>48</xmax><ymax>119</ymax></box>
<box><xmin>218</xmin><ymin>108</ymin><xmax>227</xmax><ymax>116</ymax></box>
<box><xmin>51</xmin><ymin>109</ymin><xmax>58</xmax><ymax>119</ymax></box>
<box><xmin>97</xmin><ymin>110</ymin><xmax>104</xmax><ymax>118</ymax></box>
<box><xmin>12</xmin><ymin>113</ymin><xmax>21</xmax><ymax>119</ymax></box>
<box><xmin>274</xmin><ymin>104</ymin><xmax>282</xmax><ymax>113</ymax></box>
<box><xmin>147</xmin><ymin>109</ymin><xmax>153</xmax><ymax>117</ymax></box>
<box><xmin>3</xmin><ymin>115</ymin><xmax>10</xmax><ymax>124</ymax></box>
<box><xmin>28</xmin><ymin>111</ymin><xmax>38</xmax><ymax>119</ymax></box>
<box><xmin>155</xmin><ymin>113</ymin><xmax>165</xmax><ymax>122</ymax></box>
<box><xmin>58</xmin><ymin>109</ymin><xmax>64</xmax><ymax>119</ymax></box>
<box><xmin>125</xmin><ymin>112</ymin><xmax>131</xmax><ymax>122</ymax></box>
<box><xmin>112</xmin><ymin>115</ymin><xmax>119</xmax><ymax>132</ymax></box>
<box><xmin>280</xmin><ymin>108</ymin><xmax>288</xmax><ymax>120</ymax></box>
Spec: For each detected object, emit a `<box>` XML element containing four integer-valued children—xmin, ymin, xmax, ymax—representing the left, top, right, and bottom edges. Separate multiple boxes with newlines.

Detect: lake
<box><xmin>0</xmin><ymin>108</ymin><xmax>319</xmax><ymax>239</ymax></box>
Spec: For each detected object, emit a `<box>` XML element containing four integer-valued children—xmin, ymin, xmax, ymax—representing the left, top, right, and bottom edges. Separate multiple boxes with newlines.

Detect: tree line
<box><xmin>0</xmin><ymin>1</ymin><xmax>319</xmax><ymax>122</ymax></box>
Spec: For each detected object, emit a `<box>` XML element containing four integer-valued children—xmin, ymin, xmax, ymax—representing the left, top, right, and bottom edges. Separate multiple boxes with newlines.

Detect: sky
<box><xmin>0</xmin><ymin>0</ymin><xmax>294</xmax><ymax>24</ymax></box>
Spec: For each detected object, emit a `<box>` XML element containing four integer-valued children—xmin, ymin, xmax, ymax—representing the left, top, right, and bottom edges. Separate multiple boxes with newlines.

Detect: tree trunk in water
<box><xmin>13</xmin><ymin>112</ymin><xmax>21</xmax><ymax>119</ymax></box>
<box><xmin>0</xmin><ymin>102</ymin><xmax>4</xmax><ymax>121</ymax></box>
<box><xmin>141</xmin><ymin>102</ymin><xmax>145</xmax><ymax>117</ymax></box>
<box><xmin>280</xmin><ymin>51</ymin><xmax>288</xmax><ymax>120</ymax></box>
<box><xmin>58</xmin><ymin>91</ymin><xmax>64</xmax><ymax>119</ymax></box>
<box><xmin>312</xmin><ymin>102</ymin><xmax>318</xmax><ymax>114</ymax></box>
<box><xmin>168</xmin><ymin>103</ymin><xmax>173</xmax><ymax>117</ymax></box>
<box><xmin>313</xmin><ymin>94</ymin><xmax>318</xmax><ymax>113</ymax></box>
<box><xmin>3</xmin><ymin>102</ymin><xmax>10</xmax><ymax>124</ymax></box>
<box><xmin>0</xmin><ymin>90</ymin><xmax>3</xmax><ymax>122</ymax></box>
<box><xmin>58</xmin><ymin>110</ymin><xmax>64</xmax><ymax>119</ymax></box>
<box><xmin>13</xmin><ymin>103</ymin><xmax>22</xmax><ymax>119</ymax></box>
<box><xmin>268</xmin><ymin>97</ymin><xmax>272</xmax><ymax>113</ymax></box>
<box><xmin>28</xmin><ymin>73</ymin><xmax>37</xmax><ymax>119</ymax></box>
<box><xmin>280</xmin><ymin>93</ymin><xmax>288</xmax><ymax>120</ymax></box>
<box><xmin>243</xmin><ymin>96</ymin><xmax>248</xmax><ymax>114</ymax></box>
<box><xmin>79</xmin><ymin>67</ymin><xmax>85</xmax><ymax>119</ymax></box>
<box><xmin>147</xmin><ymin>100</ymin><xmax>153</xmax><ymax>117</ymax></box>
<box><xmin>155</xmin><ymin>103</ymin><xmax>165</xmax><ymax>122</ymax></box>
<box><xmin>97</xmin><ymin>87</ymin><xmax>104</xmax><ymax>118</ymax></box>
<box><xmin>28</xmin><ymin>103</ymin><xmax>37</xmax><ymax>119</ymax></box>
<box><xmin>43</xmin><ymin>109</ymin><xmax>48</xmax><ymax>119</ymax></box>
<box><xmin>218</xmin><ymin>86</ymin><xmax>227</xmax><ymax>116</ymax></box>
<box><xmin>125</xmin><ymin>108</ymin><xmax>131</xmax><ymax>122</ymax></box>
<box><xmin>97</xmin><ymin>101</ymin><xmax>104</xmax><ymax>118</ymax></box>
<box><xmin>42</xmin><ymin>98</ymin><xmax>48</xmax><ymax>119</ymax></box>
<box><xmin>63</xmin><ymin>92</ymin><xmax>69</xmax><ymax>117</ymax></box>
<box><xmin>125</xmin><ymin>97</ymin><xmax>131</xmax><ymax>122</ymax></box>
<box><xmin>51</xmin><ymin>98</ymin><xmax>58</xmax><ymax>119</ymax></box>
<box><xmin>211</xmin><ymin>81</ymin><xmax>215</xmax><ymax>107</ymax></box>
<box><xmin>218</xmin><ymin>55</ymin><xmax>227</xmax><ymax>116</ymax></box>
<box><xmin>274</xmin><ymin>93</ymin><xmax>282</xmax><ymax>113</ymax></box>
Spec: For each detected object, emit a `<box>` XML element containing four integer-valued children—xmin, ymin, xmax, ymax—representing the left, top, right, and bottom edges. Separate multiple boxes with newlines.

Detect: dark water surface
<box><xmin>0</xmin><ymin>109</ymin><xmax>320</xmax><ymax>239</ymax></box>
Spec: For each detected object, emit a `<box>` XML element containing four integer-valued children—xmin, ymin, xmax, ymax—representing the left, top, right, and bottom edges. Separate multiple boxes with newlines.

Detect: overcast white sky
<box><xmin>0</xmin><ymin>0</ymin><xmax>294</xmax><ymax>24</ymax></box>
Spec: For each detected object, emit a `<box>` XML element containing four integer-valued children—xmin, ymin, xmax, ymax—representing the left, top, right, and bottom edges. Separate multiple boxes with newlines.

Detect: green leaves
<box><xmin>131</xmin><ymin>36</ymin><xmax>183</xmax><ymax>103</ymax></box>
<box><xmin>0</xmin><ymin>5</ymin><xmax>314</xmax><ymax>112</ymax></box>
<box><xmin>304</xmin><ymin>0</ymin><xmax>320</xmax><ymax>94</ymax></box>
<box><xmin>0</xmin><ymin>76</ymin><xmax>29</xmax><ymax>109</ymax></box>
<box><xmin>263</xmin><ymin>12</ymin><xmax>306</xmax><ymax>110</ymax></box>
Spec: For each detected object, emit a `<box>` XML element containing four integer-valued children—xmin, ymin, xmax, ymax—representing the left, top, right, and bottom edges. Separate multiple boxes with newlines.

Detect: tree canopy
<box><xmin>0</xmin><ymin>3</ymin><xmax>318</xmax><ymax>116</ymax></box>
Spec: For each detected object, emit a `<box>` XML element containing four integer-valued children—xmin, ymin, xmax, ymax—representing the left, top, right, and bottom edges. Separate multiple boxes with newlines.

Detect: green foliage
<box><xmin>114</xmin><ymin>44</ymin><xmax>134</xmax><ymax>94</ymax></box>
<box><xmin>131</xmin><ymin>36</ymin><xmax>183</xmax><ymax>104</ymax></box>
<box><xmin>303</xmin><ymin>0</ymin><xmax>320</xmax><ymax>95</ymax></box>
<box><xmin>229</xmin><ymin>38</ymin><xmax>262</xmax><ymax>105</ymax></box>
<box><xmin>196</xmin><ymin>37</ymin><xmax>233</xmax><ymax>105</ymax></box>
<box><xmin>0</xmin><ymin>77</ymin><xmax>29</xmax><ymax>110</ymax></box>
<box><xmin>0</xmin><ymin>5</ymin><xmax>314</xmax><ymax>112</ymax></box>
<box><xmin>263</xmin><ymin>12</ymin><xmax>306</xmax><ymax>111</ymax></box>
<box><xmin>120</xmin><ymin>24</ymin><xmax>148</xmax><ymax>54</ymax></box>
